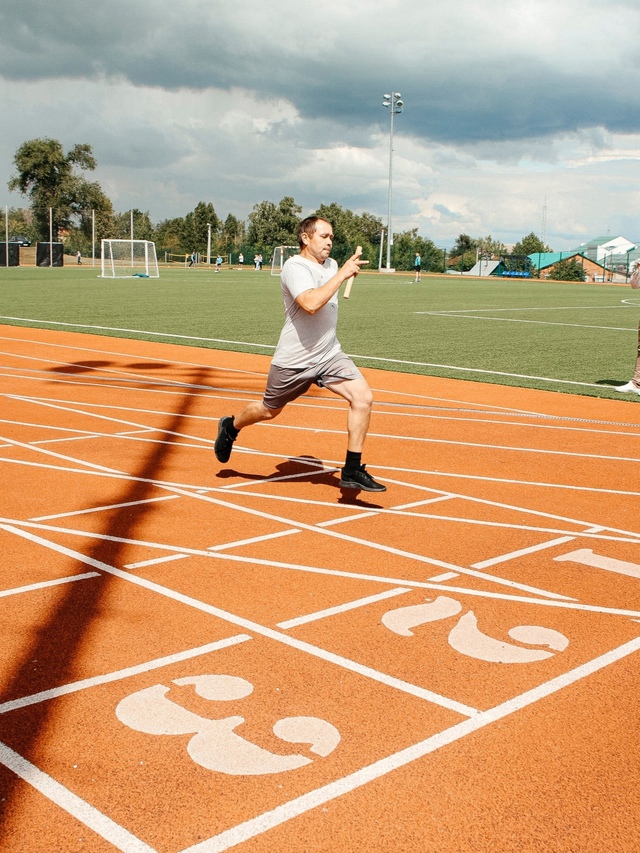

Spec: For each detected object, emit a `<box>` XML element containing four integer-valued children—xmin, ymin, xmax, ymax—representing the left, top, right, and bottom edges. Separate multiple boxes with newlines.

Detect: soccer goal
<box><xmin>100</xmin><ymin>240</ymin><xmax>159</xmax><ymax>278</ymax></box>
<box><xmin>270</xmin><ymin>245</ymin><xmax>298</xmax><ymax>276</ymax></box>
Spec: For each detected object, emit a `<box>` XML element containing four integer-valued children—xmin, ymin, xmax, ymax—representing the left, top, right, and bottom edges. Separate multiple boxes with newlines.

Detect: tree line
<box><xmin>6</xmin><ymin>138</ymin><xmax>566</xmax><ymax>274</ymax></box>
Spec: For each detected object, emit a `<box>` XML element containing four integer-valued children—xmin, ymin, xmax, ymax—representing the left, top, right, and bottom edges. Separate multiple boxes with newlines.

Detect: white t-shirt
<box><xmin>272</xmin><ymin>255</ymin><xmax>341</xmax><ymax>369</ymax></box>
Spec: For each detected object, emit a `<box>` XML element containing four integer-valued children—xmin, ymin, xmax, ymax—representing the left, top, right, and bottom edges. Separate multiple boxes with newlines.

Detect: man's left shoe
<box><xmin>340</xmin><ymin>464</ymin><xmax>387</xmax><ymax>492</ymax></box>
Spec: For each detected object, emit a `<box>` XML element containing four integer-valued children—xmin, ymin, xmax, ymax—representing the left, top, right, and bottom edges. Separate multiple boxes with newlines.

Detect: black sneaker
<box><xmin>215</xmin><ymin>416</ymin><xmax>237</xmax><ymax>463</ymax></box>
<box><xmin>339</xmin><ymin>464</ymin><xmax>387</xmax><ymax>492</ymax></box>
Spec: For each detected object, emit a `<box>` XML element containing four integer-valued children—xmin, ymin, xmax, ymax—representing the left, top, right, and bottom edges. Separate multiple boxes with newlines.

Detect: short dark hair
<box><xmin>298</xmin><ymin>216</ymin><xmax>331</xmax><ymax>248</ymax></box>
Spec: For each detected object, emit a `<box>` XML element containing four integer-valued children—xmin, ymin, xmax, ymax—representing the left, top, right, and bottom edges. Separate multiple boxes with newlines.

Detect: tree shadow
<box><xmin>0</xmin><ymin>364</ymin><xmax>210</xmax><ymax>828</ymax></box>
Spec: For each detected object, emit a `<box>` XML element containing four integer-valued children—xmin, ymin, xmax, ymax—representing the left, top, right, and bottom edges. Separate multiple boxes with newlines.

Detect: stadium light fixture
<box><xmin>382</xmin><ymin>91</ymin><xmax>403</xmax><ymax>272</ymax></box>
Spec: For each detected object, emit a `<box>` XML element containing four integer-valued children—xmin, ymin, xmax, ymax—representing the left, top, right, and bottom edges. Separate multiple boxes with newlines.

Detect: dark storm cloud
<box><xmin>3</xmin><ymin>0</ymin><xmax>640</xmax><ymax>148</ymax></box>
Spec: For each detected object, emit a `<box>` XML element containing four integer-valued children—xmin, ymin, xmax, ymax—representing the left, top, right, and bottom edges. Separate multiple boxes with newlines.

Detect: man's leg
<box><xmin>327</xmin><ymin>377</ymin><xmax>386</xmax><ymax>492</ymax></box>
<box><xmin>617</xmin><ymin>319</ymin><xmax>640</xmax><ymax>394</ymax></box>
<box><xmin>214</xmin><ymin>402</ymin><xmax>283</xmax><ymax>463</ymax></box>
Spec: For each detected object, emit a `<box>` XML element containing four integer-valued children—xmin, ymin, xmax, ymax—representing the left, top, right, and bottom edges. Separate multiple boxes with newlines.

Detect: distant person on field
<box><xmin>616</xmin><ymin>263</ymin><xmax>640</xmax><ymax>396</ymax></box>
<box><xmin>215</xmin><ymin>255</ymin><xmax>222</xmax><ymax>273</ymax></box>
<box><xmin>188</xmin><ymin>252</ymin><xmax>196</xmax><ymax>268</ymax></box>
<box><xmin>77</xmin><ymin>251</ymin><xmax>82</xmax><ymax>265</ymax></box>
<box><xmin>414</xmin><ymin>252</ymin><xmax>421</xmax><ymax>282</ymax></box>
<box><xmin>214</xmin><ymin>215</ymin><xmax>386</xmax><ymax>492</ymax></box>
<box><xmin>238</xmin><ymin>253</ymin><xmax>244</xmax><ymax>269</ymax></box>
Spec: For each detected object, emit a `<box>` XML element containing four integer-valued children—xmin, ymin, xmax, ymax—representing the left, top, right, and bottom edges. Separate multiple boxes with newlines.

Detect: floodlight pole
<box><xmin>382</xmin><ymin>91</ymin><xmax>403</xmax><ymax>272</ymax></box>
<box><xmin>207</xmin><ymin>223</ymin><xmax>212</xmax><ymax>265</ymax></box>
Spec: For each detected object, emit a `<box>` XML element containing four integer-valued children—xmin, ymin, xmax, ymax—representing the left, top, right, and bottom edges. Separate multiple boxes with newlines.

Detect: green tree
<box><xmin>390</xmin><ymin>228</ymin><xmax>439</xmax><ymax>272</ymax></box>
<box><xmin>477</xmin><ymin>235</ymin><xmax>506</xmax><ymax>257</ymax></box>
<box><xmin>313</xmin><ymin>203</ymin><xmax>384</xmax><ymax>265</ymax></box>
<box><xmin>221</xmin><ymin>213</ymin><xmax>244</xmax><ymax>256</ymax></box>
<box><xmin>8</xmin><ymin>138</ymin><xmax>99</xmax><ymax>240</ymax></box>
<box><xmin>155</xmin><ymin>217</ymin><xmax>185</xmax><ymax>256</ymax></box>
<box><xmin>181</xmin><ymin>202</ymin><xmax>221</xmax><ymax>256</ymax></box>
<box><xmin>551</xmin><ymin>257</ymin><xmax>586</xmax><ymax>281</ymax></box>
<box><xmin>5</xmin><ymin>207</ymin><xmax>39</xmax><ymax>244</ymax></box>
<box><xmin>247</xmin><ymin>196</ymin><xmax>302</xmax><ymax>254</ymax></box>
<box><xmin>450</xmin><ymin>234</ymin><xmax>477</xmax><ymax>271</ymax></box>
<box><xmin>112</xmin><ymin>209</ymin><xmax>155</xmax><ymax>241</ymax></box>
<box><xmin>512</xmin><ymin>232</ymin><xmax>551</xmax><ymax>255</ymax></box>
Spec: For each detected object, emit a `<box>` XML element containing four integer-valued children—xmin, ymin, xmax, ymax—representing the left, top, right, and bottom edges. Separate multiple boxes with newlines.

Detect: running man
<box><xmin>215</xmin><ymin>215</ymin><xmax>386</xmax><ymax>492</ymax></box>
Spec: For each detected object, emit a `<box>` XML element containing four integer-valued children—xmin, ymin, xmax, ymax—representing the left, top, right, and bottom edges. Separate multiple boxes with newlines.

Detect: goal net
<box><xmin>270</xmin><ymin>245</ymin><xmax>298</xmax><ymax>276</ymax></box>
<box><xmin>100</xmin><ymin>240</ymin><xmax>159</xmax><ymax>278</ymax></box>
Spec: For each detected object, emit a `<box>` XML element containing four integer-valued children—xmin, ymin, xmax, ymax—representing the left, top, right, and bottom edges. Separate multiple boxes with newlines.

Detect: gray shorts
<box><xmin>263</xmin><ymin>352</ymin><xmax>364</xmax><ymax>410</ymax></box>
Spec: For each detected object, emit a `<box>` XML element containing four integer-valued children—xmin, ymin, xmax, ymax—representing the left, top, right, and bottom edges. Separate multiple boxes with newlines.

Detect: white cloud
<box><xmin>2</xmin><ymin>0</ymin><xmax>640</xmax><ymax>249</ymax></box>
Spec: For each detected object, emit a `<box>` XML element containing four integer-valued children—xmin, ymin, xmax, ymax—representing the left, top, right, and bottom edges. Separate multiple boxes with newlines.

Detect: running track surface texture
<box><xmin>0</xmin><ymin>323</ymin><xmax>639</xmax><ymax>853</ymax></box>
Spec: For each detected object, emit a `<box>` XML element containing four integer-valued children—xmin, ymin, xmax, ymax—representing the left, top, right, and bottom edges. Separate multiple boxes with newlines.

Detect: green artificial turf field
<box><xmin>1</xmin><ymin>263</ymin><xmax>639</xmax><ymax>400</ymax></box>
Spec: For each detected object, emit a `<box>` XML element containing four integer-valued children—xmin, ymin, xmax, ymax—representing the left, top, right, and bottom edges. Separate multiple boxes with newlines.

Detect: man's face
<box><xmin>301</xmin><ymin>220</ymin><xmax>334</xmax><ymax>263</ymax></box>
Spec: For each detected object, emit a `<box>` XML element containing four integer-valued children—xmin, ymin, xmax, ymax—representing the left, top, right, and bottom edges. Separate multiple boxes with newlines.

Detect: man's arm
<box><xmin>296</xmin><ymin>251</ymin><xmax>367</xmax><ymax>314</ymax></box>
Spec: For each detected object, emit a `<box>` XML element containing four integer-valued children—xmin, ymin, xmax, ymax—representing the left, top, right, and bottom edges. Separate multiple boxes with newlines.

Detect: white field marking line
<box><xmin>4</xmin><ymin>438</ymin><xmax>640</xmax><ymax>544</ymax></box>
<box><xmin>427</xmin><ymin>571</ymin><xmax>460</xmax><ymax>582</ymax></box>
<box><xmin>30</xmin><ymin>434</ymin><xmax>103</xmax><ymax>446</ymax></box>
<box><xmin>7</xmin><ymin>516</ymin><xmax>640</xmax><ymax>618</ymax></box>
<box><xmin>125</xmin><ymin>553</ymin><xmax>191</xmax><ymax>569</ymax></box>
<box><xmin>0</xmin><ymin>332</ymin><xmax>268</xmax><ymax>378</ymax></box>
<box><xmin>0</xmin><ymin>317</ymin><xmax>279</xmax><ymax>350</ymax></box>
<box><xmin>0</xmin><ymin>635</ymin><xmax>251</xmax><ymax>715</ymax></box>
<box><xmin>224</xmin><ymin>485</ymin><xmax>640</xmax><ymax>548</ymax></box>
<box><xmin>0</xmin><ymin>317</ymin><xmax>624</xmax><ymax>388</ymax></box>
<box><xmin>156</xmin><ymin>486</ymin><xmax>576</xmax><ymax>602</ymax></box>
<box><xmin>208</xmin><ymin>530</ymin><xmax>301</xmax><ymax>551</ymax></box>
<box><xmin>0</xmin><ymin>428</ymin><xmax>576</xmax><ymax>601</ymax></box>
<box><xmin>423</xmin><ymin>304</ymin><xmax>630</xmax><ymax>314</ymax></box>
<box><xmin>1</xmin><ymin>430</ymin><xmax>636</xmax><ymax>596</ymax></box>
<box><xmin>0</xmin><ymin>572</ymin><xmax>99</xmax><ymax>598</ymax></box>
<box><xmin>26</xmin><ymin>385</ymin><xmax>640</xmax><ymax>445</ymax></box>
<box><xmin>0</xmin><ymin>361</ymin><xmax>218</xmax><ymax>391</ymax></box>
<box><xmin>0</xmin><ymin>372</ymin><xmax>264</xmax><ymax>404</ymax></box>
<box><xmin>5</xmin><ymin>395</ymin><xmax>218</xmax><ymax>450</ymax></box>
<box><xmin>388</xmin><ymin>477</ymin><xmax>640</xmax><ymax>545</ymax></box>
<box><xmin>416</xmin><ymin>312</ymin><xmax>636</xmax><ymax>332</ymax></box>
<box><xmin>472</xmin><ymin>536</ymin><xmax>578</xmax><ymax>569</ymax></box>
<box><xmin>4</xmin><ymin>414</ymin><xmax>640</xmax><ymax>581</ymax></box>
<box><xmin>346</xmin><ymin>353</ymin><xmax>610</xmax><ymax>389</ymax></box>
<box><xmin>0</xmin><ymin>742</ymin><xmax>156</xmax><ymax>853</ymax></box>
<box><xmin>179</xmin><ymin>635</ymin><xmax>640</xmax><ymax>853</ymax></box>
<box><xmin>277</xmin><ymin>588</ymin><xmax>412</xmax><ymax>629</ymax></box>
<box><xmin>10</xmin><ymin>388</ymin><xmax>640</xmax><ymax>440</ymax></box>
<box><xmin>0</xmin><ymin>524</ymin><xmax>478</xmax><ymax>718</ymax></box>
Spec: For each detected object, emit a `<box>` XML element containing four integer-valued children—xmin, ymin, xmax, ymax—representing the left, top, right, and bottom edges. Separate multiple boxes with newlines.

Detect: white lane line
<box><xmin>277</xmin><ymin>588</ymin><xmax>412</xmax><ymax>629</ymax></box>
<box><xmin>471</xmin><ymin>536</ymin><xmax>578</xmax><ymax>569</ymax></box>
<box><xmin>31</xmin><ymin>495</ymin><xmax>179</xmax><ymax>522</ymax></box>
<box><xmin>124</xmin><ymin>554</ymin><xmax>191</xmax><ymax>570</ymax></box>
<box><xmin>0</xmin><ymin>524</ymin><xmax>478</xmax><ymax>718</ymax></box>
<box><xmin>30</xmin><ymin>434</ymin><xmax>103</xmax><ymax>446</ymax></box>
<box><xmin>179</xmin><ymin>636</ymin><xmax>640</xmax><ymax>853</ymax></box>
<box><xmin>208</xmin><ymin>530</ymin><xmax>301</xmax><ymax>551</ymax></box>
<box><xmin>427</xmin><ymin>572</ymin><xmax>460</xmax><ymax>583</ymax></box>
<box><xmin>0</xmin><ymin>742</ymin><xmax>156</xmax><ymax>853</ymax></box>
<box><xmin>0</xmin><ymin>431</ymin><xmax>573</xmax><ymax>602</ymax></box>
<box><xmin>10</xmin><ymin>393</ymin><xmax>640</xmax><ymax>466</ymax></box>
<box><xmin>0</xmin><ymin>572</ymin><xmax>99</xmax><ymax>598</ymax></box>
<box><xmin>5</xmin><ymin>516</ymin><xmax>640</xmax><ymax>619</ymax></box>
<box><xmin>0</xmin><ymin>636</ymin><xmax>251</xmax><ymax>715</ymax></box>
